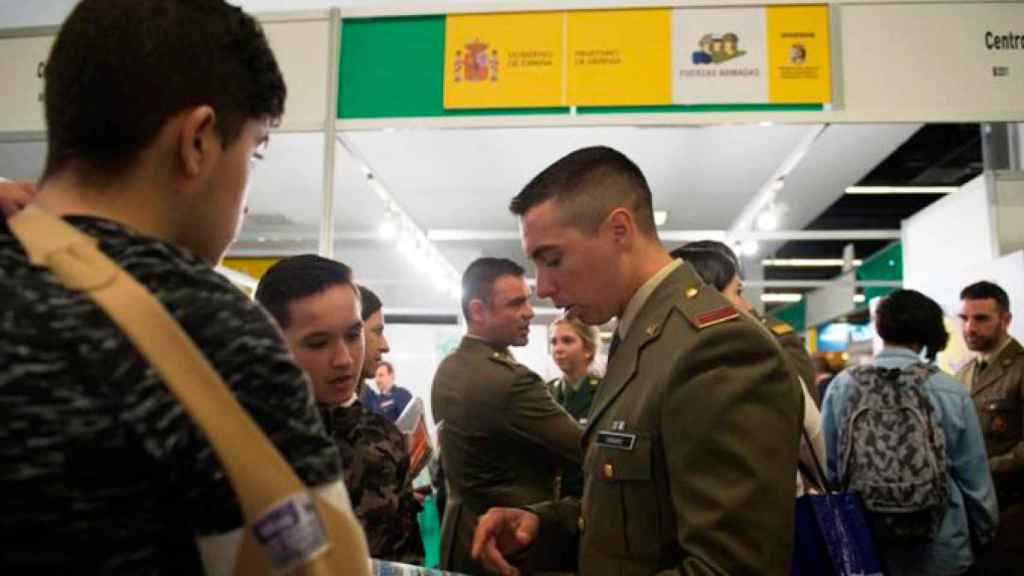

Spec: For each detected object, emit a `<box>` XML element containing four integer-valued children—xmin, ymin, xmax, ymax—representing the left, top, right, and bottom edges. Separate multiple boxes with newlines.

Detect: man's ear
<box><xmin>178</xmin><ymin>106</ymin><xmax>219</xmax><ymax>179</ymax></box>
<box><xmin>605</xmin><ymin>208</ymin><xmax>635</xmax><ymax>245</ymax></box>
<box><xmin>468</xmin><ymin>299</ymin><xmax>487</xmax><ymax>326</ymax></box>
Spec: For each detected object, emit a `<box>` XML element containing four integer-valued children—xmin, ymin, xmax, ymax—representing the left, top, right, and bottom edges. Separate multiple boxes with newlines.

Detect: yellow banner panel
<box><xmin>222</xmin><ymin>258</ymin><xmax>279</xmax><ymax>280</ymax></box>
<box><xmin>444</xmin><ymin>12</ymin><xmax>565</xmax><ymax>109</ymax></box>
<box><xmin>568</xmin><ymin>9</ymin><xmax>672</xmax><ymax>106</ymax></box>
<box><xmin>767</xmin><ymin>5</ymin><xmax>831</xmax><ymax>103</ymax></box>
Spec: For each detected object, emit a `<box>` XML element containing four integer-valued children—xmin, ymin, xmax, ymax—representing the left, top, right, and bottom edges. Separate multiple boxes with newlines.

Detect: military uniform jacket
<box><xmin>530</xmin><ymin>263</ymin><xmax>803</xmax><ymax>576</ymax></box>
<box><xmin>957</xmin><ymin>337</ymin><xmax>1024</xmax><ymax>505</ymax></box>
<box><xmin>764</xmin><ymin>316</ymin><xmax>817</xmax><ymax>400</ymax></box>
<box><xmin>319</xmin><ymin>401</ymin><xmax>424</xmax><ymax>564</ymax></box>
<box><xmin>431</xmin><ymin>336</ymin><xmax>582</xmax><ymax>575</ymax></box>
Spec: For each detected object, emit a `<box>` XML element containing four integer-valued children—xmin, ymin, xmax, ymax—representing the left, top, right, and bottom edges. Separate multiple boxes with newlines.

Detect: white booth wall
<box><xmin>903</xmin><ymin>172</ymin><xmax>1024</xmax><ymax>371</ymax></box>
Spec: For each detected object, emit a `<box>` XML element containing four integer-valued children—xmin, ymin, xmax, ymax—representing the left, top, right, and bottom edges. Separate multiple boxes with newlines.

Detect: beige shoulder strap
<box><xmin>9</xmin><ymin>206</ymin><xmax>370</xmax><ymax>576</ymax></box>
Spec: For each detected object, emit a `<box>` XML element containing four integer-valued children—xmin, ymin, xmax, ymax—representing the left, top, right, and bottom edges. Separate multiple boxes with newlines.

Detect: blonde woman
<box><xmin>548</xmin><ymin>317</ymin><xmax>601</xmax><ymax>499</ymax></box>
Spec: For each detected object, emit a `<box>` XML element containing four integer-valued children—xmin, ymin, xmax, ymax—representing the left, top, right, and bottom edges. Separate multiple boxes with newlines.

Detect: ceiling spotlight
<box><xmin>740</xmin><ymin>240</ymin><xmax>760</xmax><ymax>257</ymax></box>
<box><xmin>378</xmin><ymin>218</ymin><xmax>397</xmax><ymax>240</ymax></box>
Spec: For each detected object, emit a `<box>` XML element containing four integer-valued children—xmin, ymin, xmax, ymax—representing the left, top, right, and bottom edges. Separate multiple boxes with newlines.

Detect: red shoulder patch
<box><xmin>695</xmin><ymin>305</ymin><xmax>739</xmax><ymax>328</ymax></box>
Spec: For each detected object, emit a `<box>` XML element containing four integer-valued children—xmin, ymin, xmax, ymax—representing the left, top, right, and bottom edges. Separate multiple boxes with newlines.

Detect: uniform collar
<box><xmin>461</xmin><ymin>334</ymin><xmax>513</xmax><ymax>357</ymax></box>
<box><xmin>980</xmin><ymin>336</ymin><xmax>1013</xmax><ymax>364</ymax></box>
<box><xmin>617</xmin><ymin>258</ymin><xmax>682</xmax><ymax>339</ymax></box>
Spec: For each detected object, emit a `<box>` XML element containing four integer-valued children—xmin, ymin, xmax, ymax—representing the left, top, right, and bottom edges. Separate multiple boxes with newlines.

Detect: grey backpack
<box><xmin>838</xmin><ymin>363</ymin><xmax>949</xmax><ymax>544</ymax></box>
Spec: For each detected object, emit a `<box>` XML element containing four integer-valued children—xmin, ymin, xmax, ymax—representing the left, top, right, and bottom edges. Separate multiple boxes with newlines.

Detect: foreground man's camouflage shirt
<box><xmin>320</xmin><ymin>400</ymin><xmax>425</xmax><ymax>564</ymax></box>
<box><xmin>0</xmin><ymin>216</ymin><xmax>343</xmax><ymax>574</ymax></box>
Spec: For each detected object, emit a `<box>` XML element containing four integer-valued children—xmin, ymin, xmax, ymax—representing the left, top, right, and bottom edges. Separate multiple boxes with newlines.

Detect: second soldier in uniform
<box><xmin>431</xmin><ymin>257</ymin><xmax>582</xmax><ymax>575</ymax></box>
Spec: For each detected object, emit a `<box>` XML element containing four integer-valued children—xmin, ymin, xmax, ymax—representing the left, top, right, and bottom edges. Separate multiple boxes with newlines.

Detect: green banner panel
<box><xmin>339</xmin><ymin>16</ymin><xmax>447</xmax><ymax>119</ymax></box>
<box><xmin>857</xmin><ymin>241</ymin><xmax>902</xmax><ymax>306</ymax></box>
<box><xmin>772</xmin><ymin>300</ymin><xmax>806</xmax><ymax>332</ymax></box>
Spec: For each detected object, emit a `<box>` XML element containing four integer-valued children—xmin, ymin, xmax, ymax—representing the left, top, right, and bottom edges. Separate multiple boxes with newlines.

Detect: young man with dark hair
<box><xmin>431</xmin><ymin>257</ymin><xmax>581</xmax><ymax>574</ymax></box>
<box><xmin>256</xmin><ymin>256</ymin><xmax>424</xmax><ymax>564</ymax></box>
<box><xmin>956</xmin><ymin>280</ymin><xmax>1023</xmax><ymax>575</ymax></box>
<box><xmin>0</xmin><ymin>1</ymin><xmax>346</xmax><ymax>573</ymax></box>
<box><xmin>473</xmin><ymin>146</ymin><xmax>802</xmax><ymax>576</ymax></box>
<box><xmin>823</xmin><ymin>290</ymin><xmax>998</xmax><ymax>575</ymax></box>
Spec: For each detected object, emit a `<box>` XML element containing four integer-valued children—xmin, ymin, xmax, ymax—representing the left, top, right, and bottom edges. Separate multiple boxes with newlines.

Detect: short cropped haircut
<box><xmin>874</xmin><ymin>289</ymin><xmax>949</xmax><ymax>361</ymax></box>
<box><xmin>42</xmin><ymin>0</ymin><xmax>286</xmax><ymax>182</ymax></box>
<box><xmin>960</xmin><ymin>281</ymin><xmax>1010</xmax><ymax>312</ymax></box>
<box><xmin>671</xmin><ymin>240</ymin><xmax>741</xmax><ymax>292</ymax></box>
<box><xmin>255</xmin><ymin>255</ymin><xmax>356</xmax><ymax>330</ymax></box>
<box><xmin>509</xmin><ymin>146</ymin><xmax>656</xmax><ymax>236</ymax></box>
<box><xmin>461</xmin><ymin>257</ymin><xmax>526</xmax><ymax>321</ymax></box>
<box><xmin>359</xmin><ymin>285</ymin><xmax>383</xmax><ymax>322</ymax></box>
<box><xmin>376</xmin><ymin>361</ymin><xmax>394</xmax><ymax>375</ymax></box>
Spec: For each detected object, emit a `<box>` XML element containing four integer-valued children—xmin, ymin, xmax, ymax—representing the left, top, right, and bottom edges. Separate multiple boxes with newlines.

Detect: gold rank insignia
<box><xmin>646</xmin><ymin>323</ymin><xmax>658</xmax><ymax>337</ymax></box>
<box><xmin>603</xmin><ymin>462</ymin><xmax>614</xmax><ymax>479</ymax></box>
<box><xmin>685</xmin><ymin>287</ymin><xmax>699</xmax><ymax>299</ymax></box>
<box><xmin>770</xmin><ymin>322</ymin><xmax>795</xmax><ymax>336</ymax></box>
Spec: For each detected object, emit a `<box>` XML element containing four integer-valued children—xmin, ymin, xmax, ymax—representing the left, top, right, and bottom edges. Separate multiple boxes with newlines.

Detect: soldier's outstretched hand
<box><xmin>0</xmin><ymin>180</ymin><xmax>35</xmax><ymax>218</ymax></box>
<box><xmin>471</xmin><ymin>507</ymin><xmax>540</xmax><ymax>576</ymax></box>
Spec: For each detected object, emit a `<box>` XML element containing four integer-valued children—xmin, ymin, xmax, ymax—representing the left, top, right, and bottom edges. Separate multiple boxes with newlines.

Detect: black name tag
<box><xmin>595</xmin><ymin>431</ymin><xmax>636</xmax><ymax>450</ymax></box>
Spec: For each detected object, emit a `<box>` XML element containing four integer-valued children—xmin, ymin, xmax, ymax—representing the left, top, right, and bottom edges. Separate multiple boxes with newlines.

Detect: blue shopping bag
<box><xmin>792</xmin><ymin>429</ymin><xmax>884</xmax><ymax>576</ymax></box>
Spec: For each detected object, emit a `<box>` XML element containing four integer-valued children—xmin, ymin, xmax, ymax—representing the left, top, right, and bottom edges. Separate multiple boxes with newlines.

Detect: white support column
<box><xmin>319</xmin><ymin>8</ymin><xmax>341</xmax><ymax>259</ymax></box>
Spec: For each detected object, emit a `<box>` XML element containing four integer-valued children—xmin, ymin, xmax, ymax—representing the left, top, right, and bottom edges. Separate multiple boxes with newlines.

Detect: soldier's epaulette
<box><xmin>768</xmin><ymin>319</ymin><xmax>795</xmax><ymax>336</ymax></box>
<box><xmin>676</xmin><ymin>284</ymin><xmax>739</xmax><ymax>330</ymax></box>
<box><xmin>488</xmin><ymin>350</ymin><xmax>519</xmax><ymax>370</ymax></box>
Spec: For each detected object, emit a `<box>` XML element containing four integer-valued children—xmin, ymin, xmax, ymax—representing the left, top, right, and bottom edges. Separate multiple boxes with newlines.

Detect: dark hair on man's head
<box><xmin>874</xmin><ymin>289</ymin><xmax>949</xmax><ymax>361</ymax></box>
<box><xmin>255</xmin><ymin>255</ymin><xmax>356</xmax><ymax>330</ymax></box>
<box><xmin>960</xmin><ymin>280</ymin><xmax>1010</xmax><ymax>312</ymax></box>
<box><xmin>359</xmin><ymin>285</ymin><xmax>383</xmax><ymax>322</ymax></box>
<box><xmin>377</xmin><ymin>361</ymin><xmax>394</xmax><ymax>375</ymax></box>
<box><xmin>671</xmin><ymin>240</ymin><xmax>741</xmax><ymax>292</ymax></box>
<box><xmin>461</xmin><ymin>257</ymin><xmax>526</xmax><ymax>321</ymax></box>
<box><xmin>42</xmin><ymin>0</ymin><xmax>285</xmax><ymax>182</ymax></box>
<box><xmin>509</xmin><ymin>146</ymin><xmax>656</xmax><ymax>236</ymax></box>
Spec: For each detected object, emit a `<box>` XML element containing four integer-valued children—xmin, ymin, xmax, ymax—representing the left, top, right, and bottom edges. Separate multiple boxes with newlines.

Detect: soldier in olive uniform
<box><xmin>671</xmin><ymin>241</ymin><xmax>817</xmax><ymax>396</ymax></box>
<box><xmin>431</xmin><ymin>258</ymin><xmax>582</xmax><ymax>575</ymax></box>
<box><xmin>956</xmin><ymin>281</ymin><xmax>1024</xmax><ymax>574</ymax></box>
<box><xmin>256</xmin><ymin>257</ymin><xmax>423</xmax><ymax>564</ymax></box>
<box><xmin>672</xmin><ymin>240</ymin><xmax>824</xmax><ymax>494</ymax></box>
<box><xmin>474</xmin><ymin>147</ymin><xmax>802</xmax><ymax>576</ymax></box>
<box><xmin>548</xmin><ymin>316</ymin><xmax>603</xmax><ymax>498</ymax></box>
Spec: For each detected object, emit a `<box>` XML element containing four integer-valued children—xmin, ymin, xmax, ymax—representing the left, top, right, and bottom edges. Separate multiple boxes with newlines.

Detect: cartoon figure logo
<box><xmin>789</xmin><ymin>43</ymin><xmax>807</xmax><ymax>65</ymax></box>
<box><xmin>692</xmin><ymin>32</ymin><xmax>745</xmax><ymax>65</ymax></box>
<box><xmin>454</xmin><ymin>39</ymin><xmax>499</xmax><ymax>82</ymax></box>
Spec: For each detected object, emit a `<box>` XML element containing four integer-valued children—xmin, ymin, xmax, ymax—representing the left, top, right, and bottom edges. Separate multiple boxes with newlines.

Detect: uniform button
<box><xmin>604</xmin><ymin>463</ymin><xmax>614</xmax><ymax>479</ymax></box>
<box><xmin>578</xmin><ymin>515</ymin><xmax>585</xmax><ymax>532</ymax></box>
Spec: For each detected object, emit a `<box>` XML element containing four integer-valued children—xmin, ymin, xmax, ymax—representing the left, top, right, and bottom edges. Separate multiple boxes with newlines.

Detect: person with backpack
<box><xmin>821</xmin><ymin>289</ymin><xmax>999</xmax><ymax>576</ymax></box>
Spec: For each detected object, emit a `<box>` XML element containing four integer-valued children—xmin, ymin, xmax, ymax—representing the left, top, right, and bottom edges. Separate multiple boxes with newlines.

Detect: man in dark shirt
<box><xmin>0</xmin><ymin>1</ymin><xmax>346</xmax><ymax>573</ymax></box>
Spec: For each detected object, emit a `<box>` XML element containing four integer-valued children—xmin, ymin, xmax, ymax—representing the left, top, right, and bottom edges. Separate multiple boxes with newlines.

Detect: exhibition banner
<box><xmin>766</xmin><ymin>5</ymin><xmax>832</xmax><ymax>104</ymax></box>
<box><xmin>567</xmin><ymin>9</ymin><xmax>673</xmax><ymax>106</ymax></box>
<box><xmin>672</xmin><ymin>7</ymin><xmax>769</xmax><ymax>104</ymax></box>
<box><xmin>443</xmin><ymin>12</ymin><xmax>565</xmax><ymax>109</ymax></box>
